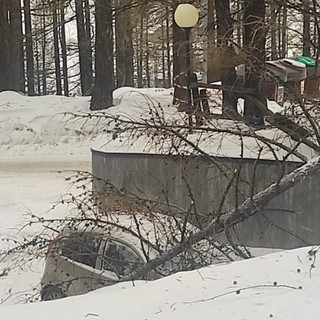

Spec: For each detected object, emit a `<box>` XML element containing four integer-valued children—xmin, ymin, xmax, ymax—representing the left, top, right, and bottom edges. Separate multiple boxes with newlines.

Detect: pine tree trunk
<box><xmin>161</xmin><ymin>19</ymin><xmax>166</xmax><ymax>86</ymax></box>
<box><xmin>35</xmin><ymin>39</ymin><xmax>41</xmax><ymax>94</ymax></box>
<box><xmin>281</xmin><ymin>0</ymin><xmax>287</xmax><ymax>57</ymax></box>
<box><xmin>270</xmin><ymin>0</ymin><xmax>277</xmax><ymax>59</ymax></box>
<box><xmin>215</xmin><ymin>0</ymin><xmax>238</xmax><ymax>116</ymax></box>
<box><xmin>303</xmin><ymin>0</ymin><xmax>311</xmax><ymax>57</ymax></box>
<box><xmin>207</xmin><ymin>0</ymin><xmax>216</xmax><ymax>82</ymax></box>
<box><xmin>304</xmin><ymin>0</ymin><xmax>319</xmax><ymax>97</ymax></box>
<box><xmin>137</xmin><ymin>14</ymin><xmax>144</xmax><ymax>88</ymax></box>
<box><xmin>52</xmin><ymin>1</ymin><xmax>62</xmax><ymax>95</ymax></box>
<box><xmin>236</xmin><ymin>0</ymin><xmax>242</xmax><ymax>47</ymax></box>
<box><xmin>165</xmin><ymin>7</ymin><xmax>171</xmax><ymax>88</ymax></box>
<box><xmin>83</xmin><ymin>0</ymin><xmax>93</xmax><ymax>88</ymax></box>
<box><xmin>243</xmin><ymin>0</ymin><xmax>267</xmax><ymax>125</ymax></box>
<box><xmin>124</xmin><ymin>7</ymin><xmax>134</xmax><ymax>86</ymax></box>
<box><xmin>0</xmin><ymin>0</ymin><xmax>24</xmax><ymax>92</ymax></box>
<box><xmin>75</xmin><ymin>0</ymin><xmax>93</xmax><ymax>95</ymax></box>
<box><xmin>24</xmin><ymin>0</ymin><xmax>35</xmax><ymax>95</ymax></box>
<box><xmin>90</xmin><ymin>0</ymin><xmax>113</xmax><ymax>110</ymax></box>
<box><xmin>8</xmin><ymin>0</ymin><xmax>24</xmax><ymax>92</ymax></box>
<box><xmin>84</xmin><ymin>0</ymin><xmax>91</xmax><ymax>37</ymax></box>
<box><xmin>60</xmin><ymin>4</ymin><xmax>69</xmax><ymax>96</ymax></box>
<box><xmin>115</xmin><ymin>0</ymin><xmax>127</xmax><ymax>87</ymax></box>
<box><xmin>19</xmin><ymin>2</ymin><xmax>24</xmax><ymax>93</ymax></box>
<box><xmin>0</xmin><ymin>0</ymin><xmax>10</xmax><ymax>91</ymax></box>
<box><xmin>41</xmin><ymin>3</ymin><xmax>47</xmax><ymax>95</ymax></box>
<box><xmin>145</xmin><ymin>14</ymin><xmax>150</xmax><ymax>88</ymax></box>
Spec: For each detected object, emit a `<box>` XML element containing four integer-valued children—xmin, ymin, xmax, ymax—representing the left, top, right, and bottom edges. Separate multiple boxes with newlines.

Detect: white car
<box><xmin>40</xmin><ymin>212</ymin><xmax>227</xmax><ymax>301</ymax></box>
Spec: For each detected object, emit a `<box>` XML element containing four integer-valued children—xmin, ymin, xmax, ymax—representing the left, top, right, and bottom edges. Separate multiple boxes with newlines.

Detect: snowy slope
<box><xmin>0</xmin><ymin>91</ymin><xmax>92</xmax><ymax>162</ymax></box>
<box><xmin>0</xmin><ymin>247</ymin><xmax>319</xmax><ymax>320</ymax></box>
<box><xmin>0</xmin><ymin>89</ymin><xmax>316</xmax><ymax>163</ymax></box>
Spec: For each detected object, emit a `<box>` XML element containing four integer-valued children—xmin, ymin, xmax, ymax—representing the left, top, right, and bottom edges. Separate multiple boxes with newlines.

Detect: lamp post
<box><xmin>174</xmin><ymin>3</ymin><xmax>199</xmax><ymax>127</ymax></box>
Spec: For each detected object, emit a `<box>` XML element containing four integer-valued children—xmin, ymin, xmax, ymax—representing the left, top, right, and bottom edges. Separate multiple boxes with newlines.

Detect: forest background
<box><xmin>0</xmin><ymin>0</ymin><xmax>318</xmax><ymax>112</ymax></box>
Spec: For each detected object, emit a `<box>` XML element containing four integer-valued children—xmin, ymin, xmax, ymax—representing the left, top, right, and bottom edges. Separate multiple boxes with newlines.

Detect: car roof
<box><xmin>59</xmin><ymin>211</ymin><xmax>199</xmax><ymax>257</ymax></box>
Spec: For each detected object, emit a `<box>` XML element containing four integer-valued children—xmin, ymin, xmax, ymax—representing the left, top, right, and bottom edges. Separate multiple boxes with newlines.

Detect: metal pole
<box><xmin>185</xmin><ymin>28</ymin><xmax>193</xmax><ymax>127</ymax></box>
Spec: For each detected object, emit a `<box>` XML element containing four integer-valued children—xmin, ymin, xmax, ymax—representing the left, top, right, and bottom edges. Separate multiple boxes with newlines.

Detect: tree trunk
<box><xmin>165</xmin><ymin>7</ymin><xmax>171</xmax><ymax>88</ymax></box>
<box><xmin>90</xmin><ymin>0</ymin><xmax>113</xmax><ymax>110</ymax></box>
<box><xmin>304</xmin><ymin>0</ymin><xmax>319</xmax><ymax>97</ymax></box>
<box><xmin>19</xmin><ymin>2</ymin><xmax>24</xmax><ymax>93</ymax></box>
<box><xmin>115</xmin><ymin>0</ymin><xmax>125</xmax><ymax>87</ymax></box>
<box><xmin>207</xmin><ymin>0</ymin><xmax>215</xmax><ymax>82</ymax></box>
<box><xmin>35</xmin><ymin>39</ymin><xmax>41</xmax><ymax>94</ymax></box>
<box><xmin>270</xmin><ymin>0</ymin><xmax>278</xmax><ymax>59</ymax></box>
<box><xmin>303</xmin><ymin>0</ymin><xmax>312</xmax><ymax>95</ymax></box>
<box><xmin>236</xmin><ymin>0</ymin><xmax>242</xmax><ymax>47</ymax></box>
<box><xmin>24</xmin><ymin>0</ymin><xmax>35</xmax><ymax>95</ymax></box>
<box><xmin>145</xmin><ymin>14</ymin><xmax>150</xmax><ymax>88</ymax></box>
<box><xmin>52</xmin><ymin>1</ymin><xmax>62</xmax><ymax>95</ymax></box>
<box><xmin>41</xmin><ymin>2</ymin><xmax>47</xmax><ymax>95</ymax></box>
<box><xmin>281</xmin><ymin>0</ymin><xmax>287</xmax><ymax>57</ymax></box>
<box><xmin>84</xmin><ymin>0</ymin><xmax>91</xmax><ymax>38</ymax></box>
<box><xmin>215</xmin><ymin>0</ymin><xmax>238</xmax><ymax>116</ymax></box>
<box><xmin>124</xmin><ymin>6</ymin><xmax>134</xmax><ymax>86</ymax></box>
<box><xmin>0</xmin><ymin>0</ymin><xmax>10</xmax><ymax>92</ymax></box>
<box><xmin>60</xmin><ymin>4</ymin><xmax>69</xmax><ymax>96</ymax></box>
<box><xmin>0</xmin><ymin>0</ymin><xmax>24</xmax><ymax>92</ymax></box>
<box><xmin>303</xmin><ymin>0</ymin><xmax>311</xmax><ymax>57</ymax></box>
<box><xmin>115</xmin><ymin>0</ymin><xmax>134</xmax><ymax>87</ymax></box>
<box><xmin>137</xmin><ymin>14</ymin><xmax>144</xmax><ymax>88</ymax></box>
<box><xmin>161</xmin><ymin>18</ymin><xmax>166</xmax><ymax>86</ymax></box>
<box><xmin>75</xmin><ymin>0</ymin><xmax>93</xmax><ymax>95</ymax></box>
<box><xmin>8</xmin><ymin>0</ymin><xmax>24</xmax><ymax>92</ymax></box>
<box><xmin>243</xmin><ymin>0</ymin><xmax>267</xmax><ymax>125</ymax></box>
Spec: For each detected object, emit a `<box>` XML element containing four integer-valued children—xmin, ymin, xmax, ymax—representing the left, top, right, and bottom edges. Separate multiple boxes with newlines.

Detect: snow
<box><xmin>0</xmin><ymin>89</ymin><xmax>316</xmax><ymax>162</ymax></box>
<box><xmin>0</xmin><ymin>88</ymin><xmax>319</xmax><ymax>318</ymax></box>
<box><xmin>281</xmin><ymin>58</ymin><xmax>306</xmax><ymax>69</ymax></box>
<box><xmin>1</xmin><ymin>247</ymin><xmax>319</xmax><ymax>320</ymax></box>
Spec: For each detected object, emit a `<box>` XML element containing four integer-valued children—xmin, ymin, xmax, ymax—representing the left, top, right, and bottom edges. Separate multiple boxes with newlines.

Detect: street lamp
<box><xmin>174</xmin><ymin>3</ymin><xmax>199</xmax><ymax>126</ymax></box>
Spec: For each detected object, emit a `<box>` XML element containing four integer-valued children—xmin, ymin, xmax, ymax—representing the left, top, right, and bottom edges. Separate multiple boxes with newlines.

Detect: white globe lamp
<box><xmin>174</xmin><ymin>3</ymin><xmax>199</xmax><ymax>29</ymax></box>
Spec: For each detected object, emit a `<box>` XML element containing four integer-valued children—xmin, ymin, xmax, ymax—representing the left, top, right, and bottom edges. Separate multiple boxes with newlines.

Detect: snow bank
<box><xmin>0</xmin><ymin>247</ymin><xmax>319</xmax><ymax>320</ymax></box>
<box><xmin>1</xmin><ymin>89</ymin><xmax>316</xmax><ymax>163</ymax></box>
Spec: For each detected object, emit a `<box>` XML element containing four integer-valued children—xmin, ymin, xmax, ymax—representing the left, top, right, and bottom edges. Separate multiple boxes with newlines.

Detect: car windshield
<box><xmin>59</xmin><ymin>234</ymin><xmax>102</xmax><ymax>268</ymax></box>
<box><xmin>102</xmin><ymin>239</ymin><xmax>143</xmax><ymax>278</ymax></box>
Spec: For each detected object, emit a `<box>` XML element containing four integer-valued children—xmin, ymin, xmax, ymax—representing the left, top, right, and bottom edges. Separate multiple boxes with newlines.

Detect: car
<box><xmin>40</xmin><ymin>211</ymin><xmax>228</xmax><ymax>301</ymax></box>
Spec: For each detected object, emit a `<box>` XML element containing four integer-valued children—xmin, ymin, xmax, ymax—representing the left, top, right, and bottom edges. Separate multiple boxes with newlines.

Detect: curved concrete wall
<box><xmin>92</xmin><ymin>150</ymin><xmax>320</xmax><ymax>249</ymax></box>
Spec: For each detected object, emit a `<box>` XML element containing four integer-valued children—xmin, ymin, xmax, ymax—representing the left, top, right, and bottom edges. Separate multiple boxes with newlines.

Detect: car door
<box><xmin>57</xmin><ymin>233</ymin><xmax>111</xmax><ymax>294</ymax></box>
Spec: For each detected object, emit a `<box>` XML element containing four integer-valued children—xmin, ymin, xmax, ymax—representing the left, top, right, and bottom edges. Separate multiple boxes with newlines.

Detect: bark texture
<box><xmin>243</xmin><ymin>0</ymin><xmax>267</xmax><ymax>125</ymax></box>
<box><xmin>75</xmin><ymin>0</ymin><xmax>93</xmax><ymax>95</ymax></box>
<box><xmin>90</xmin><ymin>0</ymin><xmax>113</xmax><ymax>110</ymax></box>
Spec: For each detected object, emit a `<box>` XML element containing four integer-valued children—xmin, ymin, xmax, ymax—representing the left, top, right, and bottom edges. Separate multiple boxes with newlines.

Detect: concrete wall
<box><xmin>92</xmin><ymin>150</ymin><xmax>320</xmax><ymax>249</ymax></box>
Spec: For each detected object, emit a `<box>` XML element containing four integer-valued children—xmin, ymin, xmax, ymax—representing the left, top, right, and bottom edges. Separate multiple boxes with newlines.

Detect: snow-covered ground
<box><xmin>0</xmin><ymin>160</ymin><xmax>90</xmax><ymax>305</ymax></box>
<box><xmin>1</xmin><ymin>247</ymin><xmax>320</xmax><ymax>320</ymax></box>
<box><xmin>0</xmin><ymin>89</ymin><xmax>318</xmax><ymax>318</ymax></box>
